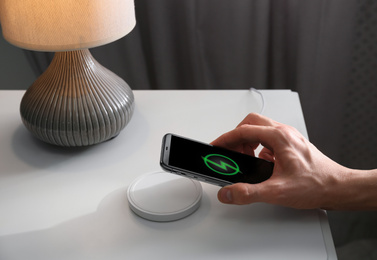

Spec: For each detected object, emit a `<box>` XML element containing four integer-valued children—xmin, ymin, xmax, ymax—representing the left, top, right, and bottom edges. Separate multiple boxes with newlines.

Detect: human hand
<box><xmin>211</xmin><ymin>113</ymin><xmax>347</xmax><ymax>209</ymax></box>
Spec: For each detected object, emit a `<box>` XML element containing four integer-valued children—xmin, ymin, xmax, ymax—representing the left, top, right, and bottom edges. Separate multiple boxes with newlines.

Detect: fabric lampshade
<box><xmin>0</xmin><ymin>0</ymin><xmax>136</xmax><ymax>51</ymax></box>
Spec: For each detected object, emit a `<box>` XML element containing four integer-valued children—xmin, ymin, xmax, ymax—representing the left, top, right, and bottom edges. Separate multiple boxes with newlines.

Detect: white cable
<box><xmin>249</xmin><ymin>88</ymin><xmax>265</xmax><ymax>115</ymax></box>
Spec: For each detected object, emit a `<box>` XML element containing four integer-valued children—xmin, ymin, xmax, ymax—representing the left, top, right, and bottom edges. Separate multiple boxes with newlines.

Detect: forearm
<box><xmin>325</xmin><ymin>168</ymin><xmax>377</xmax><ymax>210</ymax></box>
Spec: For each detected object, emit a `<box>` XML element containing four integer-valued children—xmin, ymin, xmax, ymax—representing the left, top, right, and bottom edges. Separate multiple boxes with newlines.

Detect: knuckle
<box><xmin>232</xmin><ymin>184</ymin><xmax>252</xmax><ymax>204</ymax></box>
<box><xmin>236</xmin><ymin>124</ymin><xmax>253</xmax><ymax>138</ymax></box>
<box><xmin>274</xmin><ymin>124</ymin><xmax>308</xmax><ymax>148</ymax></box>
<box><xmin>273</xmin><ymin>125</ymin><xmax>299</xmax><ymax>142</ymax></box>
<box><xmin>246</xmin><ymin>112</ymin><xmax>260</xmax><ymax>119</ymax></box>
<box><xmin>237</xmin><ymin>124</ymin><xmax>251</xmax><ymax>132</ymax></box>
<box><xmin>265</xmin><ymin>181</ymin><xmax>287</xmax><ymax>204</ymax></box>
<box><xmin>271</xmin><ymin>125</ymin><xmax>290</xmax><ymax>141</ymax></box>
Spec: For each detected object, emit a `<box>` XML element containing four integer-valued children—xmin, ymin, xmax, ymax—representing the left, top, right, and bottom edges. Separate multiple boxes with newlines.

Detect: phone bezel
<box><xmin>160</xmin><ymin>134</ymin><xmax>237</xmax><ymax>187</ymax></box>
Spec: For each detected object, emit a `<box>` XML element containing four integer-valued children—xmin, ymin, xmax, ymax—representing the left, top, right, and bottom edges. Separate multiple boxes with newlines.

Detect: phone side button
<box><xmin>172</xmin><ymin>171</ymin><xmax>182</xmax><ymax>177</ymax></box>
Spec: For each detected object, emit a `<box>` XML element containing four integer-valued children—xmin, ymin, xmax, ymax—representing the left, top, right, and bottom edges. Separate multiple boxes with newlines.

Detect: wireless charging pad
<box><xmin>127</xmin><ymin>171</ymin><xmax>202</xmax><ymax>222</ymax></box>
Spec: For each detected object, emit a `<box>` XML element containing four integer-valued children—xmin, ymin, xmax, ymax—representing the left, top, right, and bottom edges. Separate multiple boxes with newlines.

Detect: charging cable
<box><xmin>249</xmin><ymin>88</ymin><xmax>265</xmax><ymax>115</ymax></box>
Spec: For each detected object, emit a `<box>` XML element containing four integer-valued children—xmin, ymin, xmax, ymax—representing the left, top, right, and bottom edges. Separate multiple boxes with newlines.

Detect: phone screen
<box><xmin>161</xmin><ymin>134</ymin><xmax>274</xmax><ymax>185</ymax></box>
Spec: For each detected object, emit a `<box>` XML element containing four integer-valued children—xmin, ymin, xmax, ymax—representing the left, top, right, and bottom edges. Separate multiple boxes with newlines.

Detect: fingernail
<box><xmin>220</xmin><ymin>188</ymin><xmax>232</xmax><ymax>203</ymax></box>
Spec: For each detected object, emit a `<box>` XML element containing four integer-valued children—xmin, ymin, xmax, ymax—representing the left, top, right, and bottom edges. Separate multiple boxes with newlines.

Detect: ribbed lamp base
<box><xmin>20</xmin><ymin>49</ymin><xmax>134</xmax><ymax>147</ymax></box>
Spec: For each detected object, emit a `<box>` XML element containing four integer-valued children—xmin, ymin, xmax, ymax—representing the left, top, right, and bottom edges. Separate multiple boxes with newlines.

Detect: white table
<box><xmin>0</xmin><ymin>90</ymin><xmax>337</xmax><ymax>260</ymax></box>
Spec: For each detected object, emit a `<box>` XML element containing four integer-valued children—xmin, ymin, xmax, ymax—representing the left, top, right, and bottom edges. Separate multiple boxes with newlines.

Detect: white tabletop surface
<box><xmin>0</xmin><ymin>89</ymin><xmax>336</xmax><ymax>260</ymax></box>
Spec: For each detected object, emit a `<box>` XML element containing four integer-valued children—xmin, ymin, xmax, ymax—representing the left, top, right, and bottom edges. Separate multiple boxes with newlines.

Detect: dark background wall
<box><xmin>0</xmin><ymin>33</ymin><xmax>35</xmax><ymax>90</ymax></box>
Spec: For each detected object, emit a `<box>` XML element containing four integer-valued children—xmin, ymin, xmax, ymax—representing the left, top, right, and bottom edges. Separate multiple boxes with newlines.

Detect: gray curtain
<box><xmin>25</xmin><ymin>0</ymin><xmax>360</xmax><ymax>163</ymax></box>
<box><xmin>25</xmin><ymin>1</ymin><xmax>377</xmax><ymax>257</ymax></box>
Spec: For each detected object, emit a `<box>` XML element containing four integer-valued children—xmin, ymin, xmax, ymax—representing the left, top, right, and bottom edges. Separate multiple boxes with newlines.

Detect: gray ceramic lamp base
<box><xmin>20</xmin><ymin>49</ymin><xmax>134</xmax><ymax>147</ymax></box>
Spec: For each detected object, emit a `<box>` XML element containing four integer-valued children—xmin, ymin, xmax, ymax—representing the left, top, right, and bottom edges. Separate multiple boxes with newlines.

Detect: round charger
<box><xmin>127</xmin><ymin>171</ymin><xmax>202</xmax><ymax>222</ymax></box>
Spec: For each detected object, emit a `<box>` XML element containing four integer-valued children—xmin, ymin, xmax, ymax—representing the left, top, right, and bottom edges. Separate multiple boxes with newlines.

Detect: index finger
<box><xmin>236</xmin><ymin>113</ymin><xmax>277</xmax><ymax>128</ymax></box>
<box><xmin>211</xmin><ymin>124</ymin><xmax>279</xmax><ymax>154</ymax></box>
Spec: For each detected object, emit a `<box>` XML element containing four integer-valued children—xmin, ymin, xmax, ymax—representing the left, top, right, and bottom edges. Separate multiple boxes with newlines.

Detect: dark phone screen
<box><xmin>167</xmin><ymin>135</ymin><xmax>274</xmax><ymax>184</ymax></box>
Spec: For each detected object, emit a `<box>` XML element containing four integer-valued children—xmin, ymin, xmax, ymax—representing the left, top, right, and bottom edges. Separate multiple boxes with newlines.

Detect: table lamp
<box><xmin>0</xmin><ymin>0</ymin><xmax>136</xmax><ymax>146</ymax></box>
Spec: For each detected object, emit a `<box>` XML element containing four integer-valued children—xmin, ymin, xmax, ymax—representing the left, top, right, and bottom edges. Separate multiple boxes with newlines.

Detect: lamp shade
<box><xmin>0</xmin><ymin>0</ymin><xmax>136</xmax><ymax>51</ymax></box>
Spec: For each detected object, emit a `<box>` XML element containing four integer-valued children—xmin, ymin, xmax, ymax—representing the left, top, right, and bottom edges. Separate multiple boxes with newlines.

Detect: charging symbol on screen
<box><xmin>202</xmin><ymin>154</ymin><xmax>241</xmax><ymax>175</ymax></box>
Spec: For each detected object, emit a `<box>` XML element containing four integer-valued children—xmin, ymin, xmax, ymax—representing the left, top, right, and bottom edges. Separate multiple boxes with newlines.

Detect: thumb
<box><xmin>217</xmin><ymin>183</ymin><xmax>264</xmax><ymax>205</ymax></box>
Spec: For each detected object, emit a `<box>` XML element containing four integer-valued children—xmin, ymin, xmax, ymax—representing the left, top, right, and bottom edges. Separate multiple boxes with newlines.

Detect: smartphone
<box><xmin>160</xmin><ymin>133</ymin><xmax>274</xmax><ymax>187</ymax></box>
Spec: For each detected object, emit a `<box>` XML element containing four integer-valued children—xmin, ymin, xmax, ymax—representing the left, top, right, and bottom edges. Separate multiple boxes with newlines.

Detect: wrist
<box><xmin>324</xmin><ymin>167</ymin><xmax>377</xmax><ymax>210</ymax></box>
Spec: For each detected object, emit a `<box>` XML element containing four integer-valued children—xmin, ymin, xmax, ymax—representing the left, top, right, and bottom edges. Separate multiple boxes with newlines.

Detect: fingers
<box><xmin>217</xmin><ymin>183</ymin><xmax>265</xmax><ymax>205</ymax></box>
<box><xmin>259</xmin><ymin>147</ymin><xmax>275</xmax><ymax>162</ymax></box>
<box><xmin>236</xmin><ymin>113</ymin><xmax>277</xmax><ymax>128</ymax></box>
<box><xmin>242</xmin><ymin>143</ymin><xmax>256</xmax><ymax>157</ymax></box>
<box><xmin>211</xmin><ymin>124</ymin><xmax>278</xmax><ymax>154</ymax></box>
<box><xmin>211</xmin><ymin>113</ymin><xmax>280</xmax><ymax>154</ymax></box>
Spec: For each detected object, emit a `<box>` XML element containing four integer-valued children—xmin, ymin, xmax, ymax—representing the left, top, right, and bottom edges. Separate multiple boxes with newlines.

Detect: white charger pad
<box><xmin>127</xmin><ymin>171</ymin><xmax>202</xmax><ymax>222</ymax></box>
